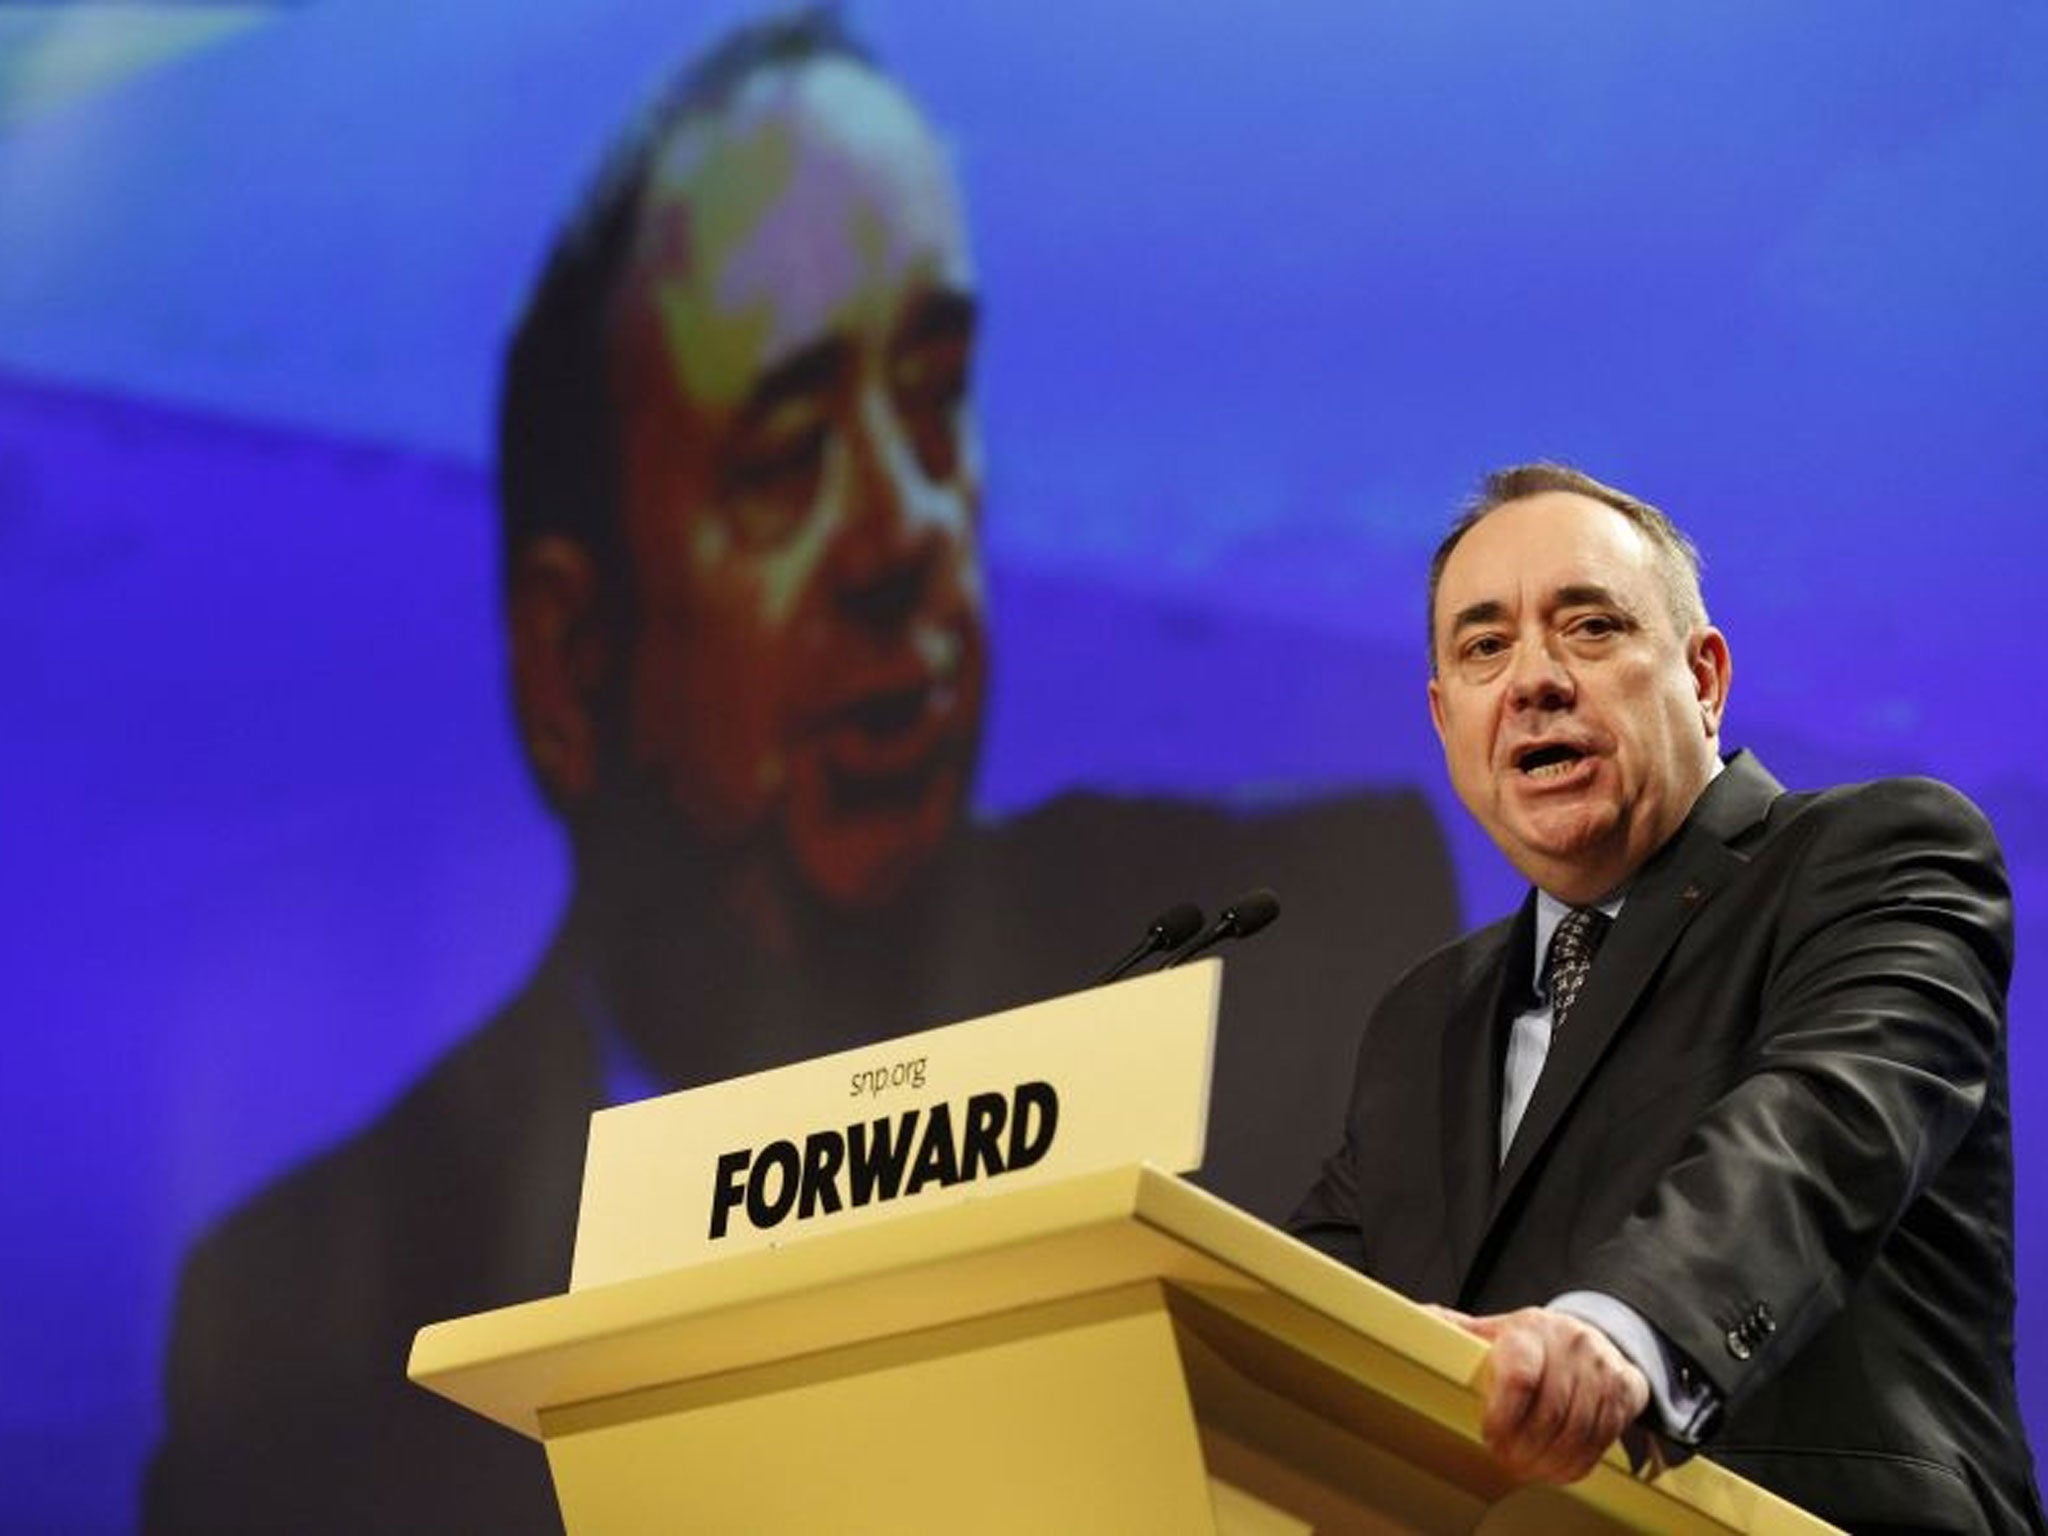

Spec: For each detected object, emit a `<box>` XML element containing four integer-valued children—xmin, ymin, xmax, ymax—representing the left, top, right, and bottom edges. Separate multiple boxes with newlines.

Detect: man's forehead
<box><xmin>1441</xmin><ymin>497</ymin><xmax>1654</xmax><ymax>596</ymax></box>
<box><xmin>624</xmin><ymin>58</ymin><xmax>973</xmax><ymax>406</ymax></box>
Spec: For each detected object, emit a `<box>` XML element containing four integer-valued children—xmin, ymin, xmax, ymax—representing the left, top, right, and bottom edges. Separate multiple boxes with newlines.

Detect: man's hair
<box><xmin>495</xmin><ymin>9</ymin><xmax>877</xmax><ymax>600</ymax></box>
<box><xmin>1425</xmin><ymin>462</ymin><xmax>1708</xmax><ymax>668</ymax></box>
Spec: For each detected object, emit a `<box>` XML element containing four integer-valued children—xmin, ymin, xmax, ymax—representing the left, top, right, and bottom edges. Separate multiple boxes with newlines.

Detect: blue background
<box><xmin>4</xmin><ymin>3</ymin><xmax>2046</xmax><ymax>1527</ymax></box>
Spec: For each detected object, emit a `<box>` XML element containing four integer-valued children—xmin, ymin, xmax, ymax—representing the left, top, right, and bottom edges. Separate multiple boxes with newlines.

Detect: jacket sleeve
<box><xmin>1572</xmin><ymin>777</ymin><xmax>2013</xmax><ymax>1419</ymax></box>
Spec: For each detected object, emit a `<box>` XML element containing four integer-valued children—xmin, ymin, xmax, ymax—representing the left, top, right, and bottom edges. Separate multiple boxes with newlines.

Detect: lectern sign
<box><xmin>569</xmin><ymin>961</ymin><xmax>1221</xmax><ymax>1289</ymax></box>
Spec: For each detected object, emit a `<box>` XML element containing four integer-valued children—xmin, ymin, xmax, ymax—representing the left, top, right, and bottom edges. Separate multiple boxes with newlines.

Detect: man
<box><xmin>146</xmin><ymin>16</ymin><xmax>1455</xmax><ymax>1532</ymax></box>
<box><xmin>1293</xmin><ymin>462</ymin><xmax>2043</xmax><ymax>1534</ymax></box>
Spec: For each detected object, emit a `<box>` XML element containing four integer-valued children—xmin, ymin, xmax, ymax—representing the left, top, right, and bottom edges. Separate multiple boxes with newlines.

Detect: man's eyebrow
<box><xmin>896</xmin><ymin>287</ymin><xmax>978</xmax><ymax>350</ymax></box>
<box><xmin>738</xmin><ymin>336</ymin><xmax>850</xmax><ymax>429</ymax></box>
<box><xmin>1553</xmin><ymin>583</ymin><xmax>1637</xmax><ymax>615</ymax></box>
<box><xmin>1449</xmin><ymin>599</ymin><xmax>1507</xmax><ymax>634</ymax></box>
<box><xmin>1446</xmin><ymin>586</ymin><xmax>1639</xmax><ymax>641</ymax></box>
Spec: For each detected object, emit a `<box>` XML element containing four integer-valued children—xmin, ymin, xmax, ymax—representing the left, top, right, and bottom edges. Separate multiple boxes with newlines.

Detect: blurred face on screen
<box><xmin>605</xmin><ymin>58</ymin><xmax>987</xmax><ymax>929</ymax></box>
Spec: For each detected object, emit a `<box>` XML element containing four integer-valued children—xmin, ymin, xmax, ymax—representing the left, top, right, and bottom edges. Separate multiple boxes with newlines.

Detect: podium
<box><xmin>411</xmin><ymin>1163</ymin><xmax>1840</xmax><ymax>1533</ymax></box>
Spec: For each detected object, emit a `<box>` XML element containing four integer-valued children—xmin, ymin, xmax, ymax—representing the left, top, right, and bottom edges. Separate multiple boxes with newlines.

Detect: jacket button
<box><xmin>1727</xmin><ymin>1331</ymin><xmax>1753</xmax><ymax>1361</ymax></box>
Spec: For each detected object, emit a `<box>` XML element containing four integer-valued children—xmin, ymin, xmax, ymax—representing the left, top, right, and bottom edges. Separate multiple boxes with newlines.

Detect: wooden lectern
<box><xmin>411</xmin><ymin>970</ymin><xmax>1840</xmax><ymax>1533</ymax></box>
<box><xmin>412</xmin><ymin>1164</ymin><xmax>1839</xmax><ymax>1534</ymax></box>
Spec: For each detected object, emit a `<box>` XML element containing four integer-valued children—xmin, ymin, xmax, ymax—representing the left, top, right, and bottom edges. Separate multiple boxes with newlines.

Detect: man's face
<box><xmin>1426</xmin><ymin>492</ymin><xmax>1730</xmax><ymax>903</ymax></box>
<box><xmin>605</xmin><ymin>59</ymin><xmax>986</xmax><ymax>918</ymax></box>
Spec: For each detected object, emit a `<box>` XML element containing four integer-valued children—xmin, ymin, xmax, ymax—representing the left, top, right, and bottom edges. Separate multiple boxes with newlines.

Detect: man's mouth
<box><xmin>842</xmin><ymin>681</ymin><xmax>939</xmax><ymax>739</ymax></box>
<box><xmin>814</xmin><ymin>676</ymin><xmax>967</xmax><ymax>808</ymax></box>
<box><xmin>1514</xmin><ymin>742</ymin><xmax>1590</xmax><ymax>781</ymax></box>
<box><xmin>828</xmin><ymin>755</ymin><xmax>951</xmax><ymax>814</ymax></box>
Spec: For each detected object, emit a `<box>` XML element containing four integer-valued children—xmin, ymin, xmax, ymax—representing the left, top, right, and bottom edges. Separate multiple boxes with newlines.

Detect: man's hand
<box><xmin>1431</xmin><ymin>1305</ymin><xmax>1650</xmax><ymax>1483</ymax></box>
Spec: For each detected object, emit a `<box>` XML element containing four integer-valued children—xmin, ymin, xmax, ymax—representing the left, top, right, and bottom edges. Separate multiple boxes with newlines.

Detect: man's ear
<box><xmin>1690</xmin><ymin>625</ymin><xmax>1732</xmax><ymax>737</ymax></box>
<box><xmin>1427</xmin><ymin>673</ymin><xmax>1448</xmax><ymax>746</ymax></box>
<box><xmin>508</xmin><ymin>535</ymin><xmax>609</xmax><ymax>805</ymax></box>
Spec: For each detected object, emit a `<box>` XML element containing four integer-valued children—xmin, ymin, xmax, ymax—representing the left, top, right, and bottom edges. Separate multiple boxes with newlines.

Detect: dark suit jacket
<box><xmin>1292</xmin><ymin>752</ymin><xmax>2044</xmax><ymax>1536</ymax></box>
<box><xmin>146</xmin><ymin>788</ymin><xmax>1455</xmax><ymax>1534</ymax></box>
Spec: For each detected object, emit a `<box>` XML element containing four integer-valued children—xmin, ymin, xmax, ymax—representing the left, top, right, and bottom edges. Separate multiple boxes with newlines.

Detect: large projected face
<box><xmin>606</xmin><ymin>58</ymin><xmax>987</xmax><ymax>922</ymax></box>
<box><xmin>1427</xmin><ymin>493</ymin><xmax>1730</xmax><ymax>903</ymax></box>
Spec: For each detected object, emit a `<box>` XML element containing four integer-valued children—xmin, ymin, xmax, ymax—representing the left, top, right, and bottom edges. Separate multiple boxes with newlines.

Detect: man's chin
<box><xmin>1495</xmin><ymin>812</ymin><xmax>1628</xmax><ymax>892</ymax></box>
<box><xmin>786</xmin><ymin>775</ymin><xmax>965</xmax><ymax>915</ymax></box>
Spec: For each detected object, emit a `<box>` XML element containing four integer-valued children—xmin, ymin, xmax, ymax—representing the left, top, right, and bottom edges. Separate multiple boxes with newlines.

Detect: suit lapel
<box><xmin>1477</xmin><ymin>753</ymin><xmax>1785</xmax><ymax>1266</ymax></box>
<box><xmin>1441</xmin><ymin>904</ymin><xmax>1529</xmax><ymax>1283</ymax></box>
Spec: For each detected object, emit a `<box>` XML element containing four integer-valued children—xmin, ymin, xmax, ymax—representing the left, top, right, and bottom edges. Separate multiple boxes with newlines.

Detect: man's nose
<box><xmin>1507</xmin><ymin>635</ymin><xmax>1574</xmax><ymax>711</ymax></box>
<box><xmin>830</xmin><ymin>387</ymin><xmax>967</xmax><ymax>632</ymax></box>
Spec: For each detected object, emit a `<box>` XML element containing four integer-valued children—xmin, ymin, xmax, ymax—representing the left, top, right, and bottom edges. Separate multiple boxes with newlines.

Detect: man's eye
<box><xmin>1571</xmin><ymin>614</ymin><xmax>1623</xmax><ymax>639</ymax></box>
<box><xmin>893</xmin><ymin>348</ymin><xmax>969</xmax><ymax>483</ymax></box>
<box><xmin>1464</xmin><ymin>634</ymin><xmax>1508</xmax><ymax>660</ymax></box>
<box><xmin>721</xmin><ymin>426</ymin><xmax>828</xmax><ymax>546</ymax></box>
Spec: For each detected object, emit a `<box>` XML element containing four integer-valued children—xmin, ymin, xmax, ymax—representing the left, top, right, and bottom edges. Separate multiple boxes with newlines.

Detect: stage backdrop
<box><xmin>5</xmin><ymin>3</ymin><xmax>2046</xmax><ymax>1530</ymax></box>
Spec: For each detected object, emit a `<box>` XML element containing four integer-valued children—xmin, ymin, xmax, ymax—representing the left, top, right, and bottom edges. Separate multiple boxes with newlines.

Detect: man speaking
<box><xmin>1292</xmin><ymin>464</ymin><xmax>2045</xmax><ymax>1534</ymax></box>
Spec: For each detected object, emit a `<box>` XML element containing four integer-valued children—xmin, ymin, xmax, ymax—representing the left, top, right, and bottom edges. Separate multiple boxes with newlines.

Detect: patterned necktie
<box><xmin>1545</xmin><ymin>907</ymin><xmax>1611</xmax><ymax>1032</ymax></box>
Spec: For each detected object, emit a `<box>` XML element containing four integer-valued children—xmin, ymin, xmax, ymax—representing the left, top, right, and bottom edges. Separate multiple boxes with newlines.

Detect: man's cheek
<box><xmin>627</xmin><ymin>638</ymin><xmax>784</xmax><ymax>841</ymax></box>
<box><xmin>705</xmin><ymin>666</ymin><xmax>789</xmax><ymax>832</ymax></box>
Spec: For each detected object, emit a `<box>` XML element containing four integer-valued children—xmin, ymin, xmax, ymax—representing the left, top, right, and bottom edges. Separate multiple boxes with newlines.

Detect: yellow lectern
<box><xmin>411</xmin><ymin>1163</ymin><xmax>1840</xmax><ymax>1534</ymax></box>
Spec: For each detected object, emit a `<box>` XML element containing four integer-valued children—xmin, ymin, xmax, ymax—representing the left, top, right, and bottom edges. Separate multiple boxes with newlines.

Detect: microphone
<box><xmin>1165</xmin><ymin>887</ymin><xmax>1281</xmax><ymax>967</ymax></box>
<box><xmin>1096</xmin><ymin>901</ymin><xmax>1205</xmax><ymax>985</ymax></box>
